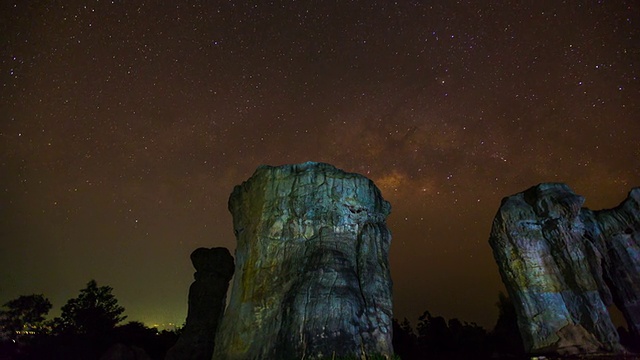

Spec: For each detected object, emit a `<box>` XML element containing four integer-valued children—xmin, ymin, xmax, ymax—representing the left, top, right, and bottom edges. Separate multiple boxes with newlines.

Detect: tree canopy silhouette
<box><xmin>0</xmin><ymin>294</ymin><xmax>51</xmax><ymax>337</ymax></box>
<box><xmin>392</xmin><ymin>311</ymin><xmax>490</xmax><ymax>359</ymax></box>
<box><xmin>491</xmin><ymin>291</ymin><xmax>524</xmax><ymax>355</ymax></box>
<box><xmin>53</xmin><ymin>279</ymin><xmax>126</xmax><ymax>336</ymax></box>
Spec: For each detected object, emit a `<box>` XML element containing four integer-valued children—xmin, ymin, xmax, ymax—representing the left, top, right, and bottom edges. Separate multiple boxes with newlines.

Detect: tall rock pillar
<box><xmin>165</xmin><ymin>247</ymin><xmax>234</xmax><ymax>360</ymax></box>
<box><xmin>489</xmin><ymin>183</ymin><xmax>640</xmax><ymax>355</ymax></box>
<box><xmin>586</xmin><ymin>188</ymin><xmax>640</xmax><ymax>342</ymax></box>
<box><xmin>213</xmin><ymin>162</ymin><xmax>394</xmax><ymax>360</ymax></box>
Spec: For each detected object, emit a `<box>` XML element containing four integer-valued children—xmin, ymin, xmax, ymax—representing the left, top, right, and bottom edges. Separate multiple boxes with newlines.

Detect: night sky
<box><xmin>1</xmin><ymin>1</ymin><xmax>638</xmax><ymax>329</ymax></box>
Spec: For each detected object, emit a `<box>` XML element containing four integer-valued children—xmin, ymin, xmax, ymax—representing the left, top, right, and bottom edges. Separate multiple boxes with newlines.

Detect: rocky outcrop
<box><xmin>165</xmin><ymin>247</ymin><xmax>234</xmax><ymax>360</ymax></box>
<box><xmin>213</xmin><ymin>162</ymin><xmax>394</xmax><ymax>360</ymax></box>
<box><xmin>489</xmin><ymin>183</ymin><xmax>640</xmax><ymax>355</ymax></box>
<box><xmin>587</xmin><ymin>192</ymin><xmax>640</xmax><ymax>341</ymax></box>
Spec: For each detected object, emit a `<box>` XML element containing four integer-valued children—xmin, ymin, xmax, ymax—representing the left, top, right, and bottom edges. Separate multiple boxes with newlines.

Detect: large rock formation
<box><xmin>213</xmin><ymin>162</ymin><xmax>394</xmax><ymax>360</ymax></box>
<box><xmin>489</xmin><ymin>183</ymin><xmax>640</xmax><ymax>355</ymax></box>
<box><xmin>165</xmin><ymin>247</ymin><xmax>234</xmax><ymax>360</ymax></box>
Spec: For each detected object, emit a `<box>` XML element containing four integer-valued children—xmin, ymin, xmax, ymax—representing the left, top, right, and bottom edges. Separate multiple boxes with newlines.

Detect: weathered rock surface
<box><xmin>489</xmin><ymin>183</ymin><xmax>640</xmax><ymax>355</ymax></box>
<box><xmin>213</xmin><ymin>162</ymin><xmax>394</xmax><ymax>360</ymax></box>
<box><xmin>165</xmin><ymin>247</ymin><xmax>234</xmax><ymax>360</ymax></box>
<box><xmin>587</xmin><ymin>190</ymin><xmax>640</xmax><ymax>341</ymax></box>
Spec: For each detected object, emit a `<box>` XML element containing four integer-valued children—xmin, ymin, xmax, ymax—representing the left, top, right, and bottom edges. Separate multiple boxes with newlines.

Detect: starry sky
<box><xmin>1</xmin><ymin>1</ymin><xmax>638</xmax><ymax>329</ymax></box>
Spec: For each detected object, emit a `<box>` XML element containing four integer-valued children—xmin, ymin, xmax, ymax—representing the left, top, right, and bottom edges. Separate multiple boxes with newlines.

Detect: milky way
<box><xmin>1</xmin><ymin>1</ymin><xmax>638</xmax><ymax>328</ymax></box>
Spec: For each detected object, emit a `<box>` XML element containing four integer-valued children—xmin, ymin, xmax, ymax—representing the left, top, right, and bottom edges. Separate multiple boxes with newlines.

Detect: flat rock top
<box><xmin>244</xmin><ymin>162</ymin><xmax>372</xmax><ymax>186</ymax></box>
<box><xmin>229</xmin><ymin>161</ymin><xmax>391</xmax><ymax>218</ymax></box>
<box><xmin>255</xmin><ymin>161</ymin><xmax>359</xmax><ymax>175</ymax></box>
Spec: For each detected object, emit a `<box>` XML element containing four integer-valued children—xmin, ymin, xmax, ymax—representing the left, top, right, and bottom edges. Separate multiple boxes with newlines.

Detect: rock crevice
<box><xmin>489</xmin><ymin>183</ymin><xmax>640</xmax><ymax>355</ymax></box>
<box><xmin>213</xmin><ymin>162</ymin><xmax>394</xmax><ymax>360</ymax></box>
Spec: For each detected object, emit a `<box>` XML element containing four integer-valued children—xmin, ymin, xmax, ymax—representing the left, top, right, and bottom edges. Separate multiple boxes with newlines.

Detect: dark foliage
<box><xmin>0</xmin><ymin>294</ymin><xmax>52</xmax><ymax>338</ymax></box>
<box><xmin>2</xmin><ymin>288</ymin><xmax>532</xmax><ymax>360</ymax></box>
<box><xmin>0</xmin><ymin>323</ymin><xmax>179</xmax><ymax>360</ymax></box>
<box><xmin>489</xmin><ymin>291</ymin><xmax>525</xmax><ymax>356</ymax></box>
<box><xmin>392</xmin><ymin>293</ymin><xmax>526</xmax><ymax>360</ymax></box>
<box><xmin>392</xmin><ymin>318</ymin><xmax>417</xmax><ymax>359</ymax></box>
<box><xmin>0</xmin><ymin>281</ymin><xmax>179</xmax><ymax>360</ymax></box>
<box><xmin>112</xmin><ymin>321</ymin><xmax>179</xmax><ymax>359</ymax></box>
<box><xmin>52</xmin><ymin>280</ymin><xmax>126</xmax><ymax>337</ymax></box>
<box><xmin>392</xmin><ymin>312</ymin><xmax>490</xmax><ymax>360</ymax></box>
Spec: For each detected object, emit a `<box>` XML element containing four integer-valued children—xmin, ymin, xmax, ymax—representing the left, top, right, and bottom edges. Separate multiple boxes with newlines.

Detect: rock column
<box><xmin>213</xmin><ymin>162</ymin><xmax>394</xmax><ymax>360</ymax></box>
<box><xmin>165</xmin><ymin>247</ymin><xmax>234</xmax><ymax>360</ymax></box>
<box><xmin>489</xmin><ymin>183</ymin><xmax>640</xmax><ymax>355</ymax></box>
<box><xmin>587</xmin><ymin>189</ymin><xmax>640</xmax><ymax>340</ymax></box>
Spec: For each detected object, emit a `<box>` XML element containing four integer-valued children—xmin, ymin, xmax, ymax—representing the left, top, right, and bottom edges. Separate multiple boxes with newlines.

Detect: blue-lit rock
<box><xmin>585</xmin><ymin>188</ymin><xmax>640</xmax><ymax>343</ymax></box>
<box><xmin>489</xmin><ymin>183</ymin><xmax>640</xmax><ymax>355</ymax></box>
<box><xmin>213</xmin><ymin>162</ymin><xmax>394</xmax><ymax>360</ymax></box>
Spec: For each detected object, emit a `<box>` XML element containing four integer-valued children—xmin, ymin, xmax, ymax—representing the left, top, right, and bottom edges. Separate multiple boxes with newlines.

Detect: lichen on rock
<box><xmin>489</xmin><ymin>183</ymin><xmax>640</xmax><ymax>355</ymax></box>
<box><xmin>213</xmin><ymin>162</ymin><xmax>394</xmax><ymax>360</ymax></box>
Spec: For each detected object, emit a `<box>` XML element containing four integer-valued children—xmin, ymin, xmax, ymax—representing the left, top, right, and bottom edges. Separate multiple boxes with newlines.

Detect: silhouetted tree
<box><xmin>115</xmin><ymin>321</ymin><xmax>157</xmax><ymax>342</ymax></box>
<box><xmin>25</xmin><ymin>280</ymin><xmax>128</xmax><ymax>359</ymax></box>
<box><xmin>405</xmin><ymin>310</ymin><xmax>492</xmax><ymax>359</ymax></box>
<box><xmin>392</xmin><ymin>318</ymin><xmax>417</xmax><ymax>359</ymax></box>
<box><xmin>53</xmin><ymin>280</ymin><xmax>126</xmax><ymax>337</ymax></box>
<box><xmin>490</xmin><ymin>291</ymin><xmax>524</xmax><ymax>355</ymax></box>
<box><xmin>0</xmin><ymin>294</ymin><xmax>52</xmax><ymax>360</ymax></box>
<box><xmin>416</xmin><ymin>311</ymin><xmax>450</xmax><ymax>353</ymax></box>
<box><xmin>112</xmin><ymin>321</ymin><xmax>180</xmax><ymax>359</ymax></box>
<box><xmin>0</xmin><ymin>285</ymin><xmax>179</xmax><ymax>360</ymax></box>
<box><xmin>0</xmin><ymin>294</ymin><xmax>52</xmax><ymax>338</ymax></box>
<box><xmin>448</xmin><ymin>318</ymin><xmax>487</xmax><ymax>354</ymax></box>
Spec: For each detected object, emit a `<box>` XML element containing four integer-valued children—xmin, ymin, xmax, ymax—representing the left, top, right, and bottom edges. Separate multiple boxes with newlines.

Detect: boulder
<box><xmin>165</xmin><ymin>247</ymin><xmax>234</xmax><ymax>360</ymax></box>
<box><xmin>213</xmin><ymin>162</ymin><xmax>394</xmax><ymax>360</ymax></box>
<box><xmin>489</xmin><ymin>183</ymin><xmax>640</xmax><ymax>355</ymax></box>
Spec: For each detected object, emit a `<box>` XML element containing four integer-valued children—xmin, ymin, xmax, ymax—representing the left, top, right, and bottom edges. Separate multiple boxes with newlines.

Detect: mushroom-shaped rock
<box><xmin>165</xmin><ymin>247</ymin><xmax>234</xmax><ymax>360</ymax></box>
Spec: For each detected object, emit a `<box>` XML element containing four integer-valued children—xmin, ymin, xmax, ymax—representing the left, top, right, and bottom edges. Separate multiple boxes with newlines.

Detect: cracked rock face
<box><xmin>489</xmin><ymin>183</ymin><xmax>640</xmax><ymax>355</ymax></box>
<box><xmin>213</xmin><ymin>162</ymin><xmax>394</xmax><ymax>360</ymax></box>
<box><xmin>165</xmin><ymin>247</ymin><xmax>234</xmax><ymax>360</ymax></box>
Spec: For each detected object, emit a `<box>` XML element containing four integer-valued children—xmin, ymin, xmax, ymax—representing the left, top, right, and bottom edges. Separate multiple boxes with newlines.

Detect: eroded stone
<box><xmin>489</xmin><ymin>183</ymin><xmax>640</xmax><ymax>355</ymax></box>
<box><xmin>213</xmin><ymin>162</ymin><xmax>394</xmax><ymax>360</ymax></box>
